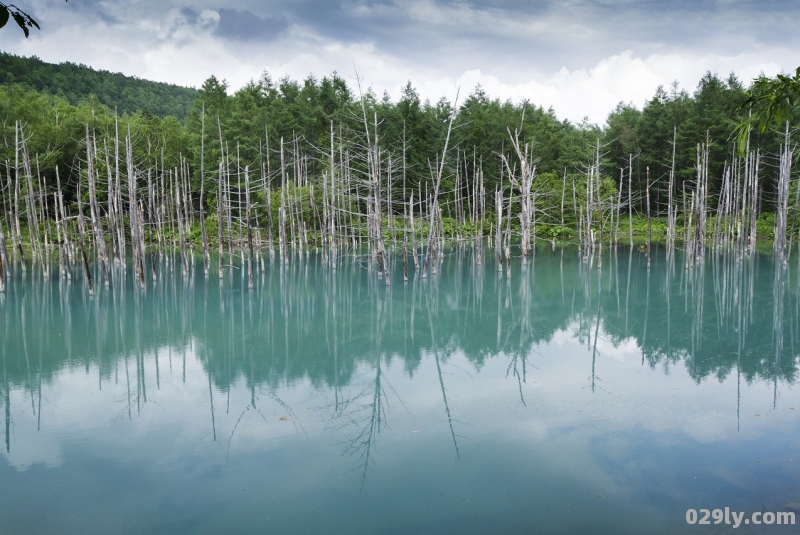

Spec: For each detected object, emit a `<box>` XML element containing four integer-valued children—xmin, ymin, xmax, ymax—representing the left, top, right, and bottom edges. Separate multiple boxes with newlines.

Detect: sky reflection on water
<box><xmin>2</xmin><ymin>244</ymin><xmax>800</xmax><ymax>534</ymax></box>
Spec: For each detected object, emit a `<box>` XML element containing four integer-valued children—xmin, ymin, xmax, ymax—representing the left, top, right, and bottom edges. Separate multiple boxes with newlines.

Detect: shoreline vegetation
<box><xmin>0</xmin><ymin>54</ymin><xmax>797</xmax><ymax>293</ymax></box>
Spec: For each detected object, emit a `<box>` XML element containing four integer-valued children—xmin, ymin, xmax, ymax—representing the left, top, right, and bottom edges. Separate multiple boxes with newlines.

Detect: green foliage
<box><xmin>539</xmin><ymin>224</ymin><xmax>574</xmax><ymax>238</ymax></box>
<box><xmin>452</xmin><ymin>88</ymin><xmax>599</xmax><ymax>196</ymax></box>
<box><xmin>441</xmin><ymin>216</ymin><xmax>458</xmax><ymax>238</ymax></box>
<box><xmin>0</xmin><ymin>83</ymin><xmax>192</xmax><ymax>213</ymax></box>
<box><xmin>0</xmin><ymin>53</ymin><xmax>197</xmax><ymax>118</ymax></box>
<box><xmin>756</xmin><ymin>212</ymin><xmax>776</xmax><ymax>239</ymax></box>
<box><xmin>600</xmin><ymin>73</ymin><xmax>787</xmax><ymax>216</ymax></box>
<box><xmin>735</xmin><ymin>67</ymin><xmax>800</xmax><ymax>155</ymax></box>
<box><xmin>0</xmin><ymin>57</ymin><xmax>793</xmax><ymax>247</ymax></box>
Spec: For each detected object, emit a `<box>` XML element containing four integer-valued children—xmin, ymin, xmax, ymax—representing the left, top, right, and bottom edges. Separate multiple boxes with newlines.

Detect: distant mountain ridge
<box><xmin>0</xmin><ymin>53</ymin><xmax>197</xmax><ymax>119</ymax></box>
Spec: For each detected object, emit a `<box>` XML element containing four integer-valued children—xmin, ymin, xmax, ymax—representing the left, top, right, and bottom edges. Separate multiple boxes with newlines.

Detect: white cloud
<box><xmin>439</xmin><ymin>50</ymin><xmax>790</xmax><ymax>125</ymax></box>
<box><xmin>0</xmin><ymin>1</ymin><xmax>796</xmax><ymax>125</ymax></box>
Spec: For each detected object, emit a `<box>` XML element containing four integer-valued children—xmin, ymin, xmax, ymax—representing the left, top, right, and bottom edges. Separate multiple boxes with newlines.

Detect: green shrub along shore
<box><xmin>5</xmin><ymin>213</ymin><xmax>785</xmax><ymax>253</ymax></box>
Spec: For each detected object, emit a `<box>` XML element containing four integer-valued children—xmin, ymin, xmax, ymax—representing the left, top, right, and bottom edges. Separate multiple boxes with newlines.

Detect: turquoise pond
<box><xmin>1</xmin><ymin>244</ymin><xmax>800</xmax><ymax>534</ymax></box>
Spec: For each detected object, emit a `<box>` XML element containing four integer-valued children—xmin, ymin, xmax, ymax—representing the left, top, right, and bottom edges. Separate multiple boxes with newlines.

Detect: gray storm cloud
<box><xmin>214</xmin><ymin>8</ymin><xmax>289</xmax><ymax>42</ymax></box>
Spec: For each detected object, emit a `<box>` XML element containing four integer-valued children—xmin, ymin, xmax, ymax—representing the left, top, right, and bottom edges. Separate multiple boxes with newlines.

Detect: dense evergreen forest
<box><xmin>0</xmin><ymin>53</ymin><xmax>793</xmax><ymax>279</ymax></box>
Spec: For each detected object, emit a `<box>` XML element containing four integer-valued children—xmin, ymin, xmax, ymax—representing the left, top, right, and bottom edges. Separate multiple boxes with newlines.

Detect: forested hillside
<box><xmin>0</xmin><ymin>53</ymin><xmax>196</xmax><ymax>118</ymax></box>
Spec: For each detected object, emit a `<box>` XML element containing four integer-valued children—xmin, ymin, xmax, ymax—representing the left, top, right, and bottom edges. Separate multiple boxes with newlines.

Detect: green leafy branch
<box><xmin>734</xmin><ymin>67</ymin><xmax>800</xmax><ymax>155</ymax></box>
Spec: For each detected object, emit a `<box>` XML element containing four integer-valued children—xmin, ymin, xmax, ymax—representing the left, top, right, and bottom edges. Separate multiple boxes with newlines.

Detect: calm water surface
<box><xmin>2</xmin><ymin>245</ymin><xmax>800</xmax><ymax>534</ymax></box>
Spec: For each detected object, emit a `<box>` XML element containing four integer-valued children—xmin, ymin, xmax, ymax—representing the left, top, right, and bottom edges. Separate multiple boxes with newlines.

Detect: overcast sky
<box><xmin>1</xmin><ymin>0</ymin><xmax>797</xmax><ymax>124</ymax></box>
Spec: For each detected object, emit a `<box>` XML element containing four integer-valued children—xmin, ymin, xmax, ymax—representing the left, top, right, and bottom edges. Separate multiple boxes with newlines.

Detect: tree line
<box><xmin>0</xmin><ymin>56</ymin><xmax>791</xmax><ymax>241</ymax></box>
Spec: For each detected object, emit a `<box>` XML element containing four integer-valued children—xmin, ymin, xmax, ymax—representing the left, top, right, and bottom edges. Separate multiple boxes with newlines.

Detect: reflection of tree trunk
<box><xmin>591</xmin><ymin>299</ymin><xmax>601</xmax><ymax>393</ymax></box>
<box><xmin>426</xmin><ymin>292</ymin><xmax>460</xmax><ymax>459</ymax></box>
<box><xmin>625</xmin><ymin>247</ymin><xmax>632</xmax><ymax>337</ymax></box>
<box><xmin>505</xmin><ymin>272</ymin><xmax>531</xmax><ymax>407</ymax></box>
<box><xmin>135</xmin><ymin>290</ymin><xmax>146</xmax><ymax>412</ymax></box>
<box><xmin>119</xmin><ymin>275</ymin><xmax>133</xmax><ymax>418</ymax></box>
<box><xmin>506</xmin><ymin>353</ymin><xmax>527</xmax><ymax>408</ymax></box>
<box><xmin>325</xmin><ymin>270</ymin><xmax>342</xmax><ymax>411</ymax></box>
<box><xmin>735</xmin><ymin>261</ymin><xmax>742</xmax><ymax>433</ymax></box>
<box><xmin>3</xmin><ymin>306</ymin><xmax>10</xmax><ymax>453</ymax></box>
<box><xmin>496</xmin><ymin>273</ymin><xmax>502</xmax><ymax>347</ymax></box>
<box><xmin>0</xmin><ymin>238</ymin><xmax>4</xmax><ymax>293</ymax></box>
<box><xmin>202</xmin><ymin>278</ymin><xmax>216</xmax><ymax>441</ymax></box>
<box><xmin>614</xmin><ymin>248</ymin><xmax>620</xmax><ymax>317</ymax></box>
<box><xmin>227</xmin><ymin>281</ymin><xmax>235</xmax><ymax>414</ymax></box>
<box><xmin>123</xmin><ymin>342</ymin><xmax>132</xmax><ymax>420</ymax></box>
<box><xmin>38</xmin><ymin>280</ymin><xmax>47</xmax><ymax>431</ymax></box>
<box><xmin>207</xmin><ymin>367</ymin><xmax>217</xmax><ymax>442</ymax></box>
<box><xmin>643</xmin><ymin>257</ymin><xmax>650</xmax><ymax>365</ymax></box>
<box><xmin>153</xmin><ymin>290</ymin><xmax>162</xmax><ymax>390</ymax></box>
<box><xmin>410</xmin><ymin>274</ymin><xmax>418</xmax><ymax>344</ymax></box>
<box><xmin>688</xmin><ymin>261</ymin><xmax>704</xmax><ymax>359</ymax></box>
<box><xmin>324</xmin><ymin>271</ymin><xmax>334</xmax><ymax>407</ymax></box>
<box><xmin>362</xmin><ymin>361</ymin><xmax>385</xmax><ymax>485</ymax></box>
<box><xmin>434</xmin><ymin>350</ymin><xmax>460</xmax><ymax>459</ymax></box>
<box><xmin>21</xmin><ymin>306</ymin><xmax>35</xmax><ymax>415</ymax></box>
<box><xmin>773</xmin><ymin>261</ymin><xmax>787</xmax><ymax>409</ymax></box>
<box><xmin>332</xmin><ymin>279</ymin><xmax>393</xmax><ymax>486</ymax></box>
<box><xmin>336</xmin><ymin>354</ymin><xmax>387</xmax><ymax>487</ymax></box>
<box><xmin>666</xmin><ymin>247</ymin><xmax>673</xmax><ymax>351</ymax></box>
<box><xmin>247</xmin><ymin>291</ymin><xmax>256</xmax><ymax>409</ymax></box>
